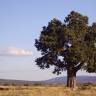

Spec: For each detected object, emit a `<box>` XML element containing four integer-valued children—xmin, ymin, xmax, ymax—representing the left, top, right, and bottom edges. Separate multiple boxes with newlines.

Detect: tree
<box><xmin>35</xmin><ymin>11</ymin><xmax>96</xmax><ymax>88</ymax></box>
<box><xmin>85</xmin><ymin>23</ymin><xmax>96</xmax><ymax>72</ymax></box>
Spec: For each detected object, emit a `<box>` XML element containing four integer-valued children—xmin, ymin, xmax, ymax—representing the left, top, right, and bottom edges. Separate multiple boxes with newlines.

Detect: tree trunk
<box><xmin>67</xmin><ymin>69</ymin><xmax>76</xmax><ymax>88</ymax></box>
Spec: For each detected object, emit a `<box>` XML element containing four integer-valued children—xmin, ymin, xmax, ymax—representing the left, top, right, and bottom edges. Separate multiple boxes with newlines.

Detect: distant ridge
<box><xmin>0</xmin><ymin>79</ymin><xmax>37</xmax><ymax>86</ymax></box>
<box><xmin>0</xmin><ymin>76</ymin><xmax>96</xmax><ymax>85</ymax></box>
<box><xmin>43</xmin><ymin>76</ymin><xmax>96</xmax><ymax>84</ymax></box>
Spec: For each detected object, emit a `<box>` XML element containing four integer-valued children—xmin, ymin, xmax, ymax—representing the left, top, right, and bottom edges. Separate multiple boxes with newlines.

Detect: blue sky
<box><xmin>0</xmin><ymin>0</ymin><xmax>96</xmax><ymax>81</ymax></box>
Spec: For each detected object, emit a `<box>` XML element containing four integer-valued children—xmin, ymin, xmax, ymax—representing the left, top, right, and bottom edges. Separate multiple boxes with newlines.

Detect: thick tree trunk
<box><xmin>67</xmin><ymin>69</ymin><xmax>76</xmax><ymax>88</ymax></box>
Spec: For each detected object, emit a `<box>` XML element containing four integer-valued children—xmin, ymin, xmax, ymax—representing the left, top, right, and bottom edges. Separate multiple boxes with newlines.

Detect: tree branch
<box><xmin>75</xmin><ymin>62</ymin><xmax>84</xmax><ymax>72</ymax></box>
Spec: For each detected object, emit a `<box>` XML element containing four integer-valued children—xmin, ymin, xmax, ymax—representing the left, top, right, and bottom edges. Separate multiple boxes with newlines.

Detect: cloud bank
<box><xmin>0</xmin><ymin>47</ymin><xmax>32</xmax><ymax>56</ymax></box>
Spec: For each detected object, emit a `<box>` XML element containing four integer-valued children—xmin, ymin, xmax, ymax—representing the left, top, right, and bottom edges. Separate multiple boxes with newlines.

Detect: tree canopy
<box><xmin>35</xmin><ymin>11</ymin><xmax>96</xmax><ymax>88</ymax></box>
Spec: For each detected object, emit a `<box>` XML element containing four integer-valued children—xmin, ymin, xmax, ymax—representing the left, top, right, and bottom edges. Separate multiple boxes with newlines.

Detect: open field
<box><xmin>0</xmin><ymin>84</ymin><xmax>96</xmax><ymax>96</ymax></box>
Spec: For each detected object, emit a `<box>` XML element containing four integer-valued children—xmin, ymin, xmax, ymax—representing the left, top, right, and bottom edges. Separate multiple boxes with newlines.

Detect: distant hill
<box><xmin>0</xmin><ymin>79</ymin><xmax>36</xmax><ymax>86</ymax></box>
<box><xmin>0</xmin><ymin>76</ymin><xmax>96</xmax><ymax>85</ymax></box>
<box><xmin>43</xmin><ymin>76</ymin><xmax>96</xmax><ymax>84</ymax></box>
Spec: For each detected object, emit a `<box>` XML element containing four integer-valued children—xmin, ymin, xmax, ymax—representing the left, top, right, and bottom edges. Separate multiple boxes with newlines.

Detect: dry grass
<box><xmin>0</xmin><ymin>84</ymin><xmax>96</xmax><ymax>96</ymax></box>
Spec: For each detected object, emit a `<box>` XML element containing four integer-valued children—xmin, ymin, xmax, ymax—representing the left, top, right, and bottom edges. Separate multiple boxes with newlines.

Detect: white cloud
<box><xmin>0</xmin><ymin>47</ymin><xmax>32</xmax><ymax>56</ymax></box>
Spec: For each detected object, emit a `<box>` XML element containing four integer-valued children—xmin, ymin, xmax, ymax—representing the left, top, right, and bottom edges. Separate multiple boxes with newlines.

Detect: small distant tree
<box><xmin>35</xmin><ymin>11</ymin><xmax>96</xmax><ymax>88</ymax></box>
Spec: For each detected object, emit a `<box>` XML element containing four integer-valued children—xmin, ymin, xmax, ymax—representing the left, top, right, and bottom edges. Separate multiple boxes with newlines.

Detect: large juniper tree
<box><xmin>35</xmin><ymin>11</ymin><xmax>96</xmax><ymax>88</ymax></box>
<box><xmin>85</xmin><ymin>23</ymin><xmax>96</xmax><ymax>72</ymax></box>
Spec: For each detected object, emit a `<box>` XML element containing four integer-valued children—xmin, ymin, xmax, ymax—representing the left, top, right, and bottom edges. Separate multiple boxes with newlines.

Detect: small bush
<box><xmin>24</xmin><ymin>83</ymin><xmax>29</xmax><ymax>86</ymax></box>
<box><xmin>33</xmin><ymin>83</ymin><xmax>43</xmax><ymax>86</ymax></box>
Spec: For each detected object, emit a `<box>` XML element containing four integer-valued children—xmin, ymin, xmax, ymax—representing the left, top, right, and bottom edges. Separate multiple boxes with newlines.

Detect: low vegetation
<box><xmin>0</xmin><ymin>84</ymin><xmax>96</xmax><ymax>96</ymax></box>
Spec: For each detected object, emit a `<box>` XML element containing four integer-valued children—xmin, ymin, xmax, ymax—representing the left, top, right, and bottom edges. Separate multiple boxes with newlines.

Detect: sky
<box><xmin>0</xmin><ymin>0</ymin><xmax>96</xmax><ymax>81</ymax></box>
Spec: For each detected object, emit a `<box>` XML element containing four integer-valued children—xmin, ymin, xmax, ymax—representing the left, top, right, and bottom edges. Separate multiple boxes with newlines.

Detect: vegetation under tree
<box><xmin>35</xmin><ymin>11</ymin><xmax>96</xmax><ymax>88</ymax></box>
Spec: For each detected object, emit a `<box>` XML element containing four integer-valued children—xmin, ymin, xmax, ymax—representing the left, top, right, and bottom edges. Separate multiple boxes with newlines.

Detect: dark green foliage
<box><xmin>85</xmin><ymin>23</ymin><xmax>96</xmax><ymax>72</ymax></box>
<box><xmin>35</xmin><ymin>11</ymin><xmax>96</xmax><ymax>82</ymax></box>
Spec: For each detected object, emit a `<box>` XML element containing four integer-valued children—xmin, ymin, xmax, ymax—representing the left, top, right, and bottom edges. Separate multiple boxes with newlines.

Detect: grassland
<box><xmin>0</xmin><ymin>84</ymin><xmax>96</xmax><ymax>96</ymax></box>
